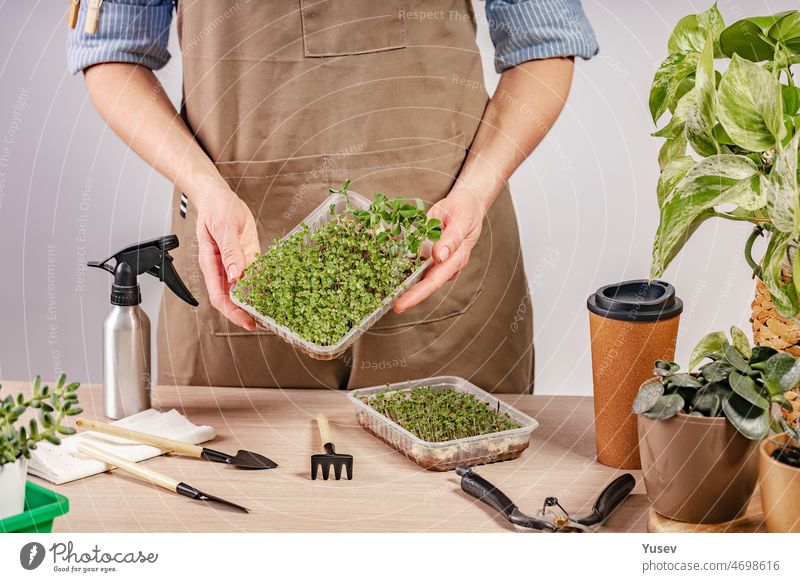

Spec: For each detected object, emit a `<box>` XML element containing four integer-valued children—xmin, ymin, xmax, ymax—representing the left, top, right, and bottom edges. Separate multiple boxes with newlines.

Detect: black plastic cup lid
<box><xmin>587</xmin><ymin>279</ymin><xmax>682</xmax><ymax>322</ymax></box>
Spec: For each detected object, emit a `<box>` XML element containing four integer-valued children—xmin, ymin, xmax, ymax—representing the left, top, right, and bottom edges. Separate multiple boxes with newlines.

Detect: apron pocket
<box><xmin>372</xmin><ymin>285</ymin><xmax>484</xmax><ymax>330</ymax></box>
<box><xmin>300</xmin><ymin>0</ymin><xmax>407</xmax><ymax>57</ymax></box>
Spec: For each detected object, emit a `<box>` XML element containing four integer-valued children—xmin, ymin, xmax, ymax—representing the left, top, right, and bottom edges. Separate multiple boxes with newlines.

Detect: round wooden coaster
<box><xmin>647</xmin><ymin>493</ymin><xmax>766</xmax><ymax>533</ymax></box>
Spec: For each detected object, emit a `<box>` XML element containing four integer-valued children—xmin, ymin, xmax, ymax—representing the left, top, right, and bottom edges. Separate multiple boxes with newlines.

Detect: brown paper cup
<box><xmin>587</xmin><ymin>280</ymin><xmax>682</xmax><ymax>469</ymax></box>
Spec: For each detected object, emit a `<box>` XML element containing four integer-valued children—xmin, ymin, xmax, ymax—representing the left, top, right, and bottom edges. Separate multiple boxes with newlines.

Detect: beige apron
<box><xmin>157</xmin><ymin>0</ymin><xmax>534</xmax><ymax>393</ymax></box>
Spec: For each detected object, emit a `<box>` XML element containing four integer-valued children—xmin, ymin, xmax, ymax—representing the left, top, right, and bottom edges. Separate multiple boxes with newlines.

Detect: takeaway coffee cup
<box><xmin>587</xmin><ymin>280</ymin><xmax>683</xmax><ymax>469</ymax></box>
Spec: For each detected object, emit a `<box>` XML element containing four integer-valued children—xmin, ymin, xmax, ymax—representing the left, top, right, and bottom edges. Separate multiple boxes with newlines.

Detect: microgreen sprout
<box><xmin>362</xmin><ymin>385</ymin><xmax>520</xmax><ymax>442</ymax></box>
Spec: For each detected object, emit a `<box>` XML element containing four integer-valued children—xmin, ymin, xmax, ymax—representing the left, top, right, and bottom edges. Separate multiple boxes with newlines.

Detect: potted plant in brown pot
<box><xmin>648</xmin><ymin>4</ymin><xmax>800</xmax><ymax>412</ymax></box>
<box><xmin>633</xmin><ymin>327</ymin><xmax>797</xmax><ymax>523</ymax></box>
<box><xmin>760</xmin><ymin>410</ymin><xmax>800</xmax><ymax>531</ymax></box>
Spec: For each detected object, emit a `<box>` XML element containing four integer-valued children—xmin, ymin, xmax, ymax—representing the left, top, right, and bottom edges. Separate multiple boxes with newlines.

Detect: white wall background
<box><xmin>0</xmin><ymin>1</ymin><xmax>793</xmax><ymax>394</ymax></box>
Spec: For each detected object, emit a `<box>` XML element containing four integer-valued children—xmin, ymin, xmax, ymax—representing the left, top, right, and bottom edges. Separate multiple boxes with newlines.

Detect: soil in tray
<box><xmin>356</xmin><ymin>416</ymin><xmax>529</xmax><ymax>471</ymax></box>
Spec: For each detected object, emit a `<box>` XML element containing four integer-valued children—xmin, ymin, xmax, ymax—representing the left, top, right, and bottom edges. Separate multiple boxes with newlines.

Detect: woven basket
<box><xmin>751</xmin><ymin>261</ymin><xmax>800</xmax><ymax>427</ymax></box>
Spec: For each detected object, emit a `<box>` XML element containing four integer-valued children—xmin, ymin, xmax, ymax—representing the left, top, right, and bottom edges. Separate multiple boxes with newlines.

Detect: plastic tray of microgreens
<box><xmin>230</xmin><ymin>188</ymin><xmax>434</xmax><ymax>360</ymax></box>
<box><xmin>348</xmin><ymin>376</ymin><xmax>539</xmax><ymax>471</ymax></box>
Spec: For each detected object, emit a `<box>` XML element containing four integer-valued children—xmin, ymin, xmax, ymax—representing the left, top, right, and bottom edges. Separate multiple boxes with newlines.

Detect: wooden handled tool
<box><xmin>311</xmin><ymin>414</ymin><xmax>353</xmax><ymax>480</ymax></box>
<box><xmin>77</xmin><ymin>441</ymin><xmax>178</xmax><ymax>491</ymax></box>
<box><xmin>77</xmin><ymin>418</ymin><xmax>204</xmax><ymax>457</ymax></box>
<box><xmin>77</xmin><ymin>441</ymin><xmax>249</xmax><ymax>513</ymax></box>
<box><xmin>75</xmin><ymin>417</ymin><xmax>277</xmax><ymax>470</ymax></box>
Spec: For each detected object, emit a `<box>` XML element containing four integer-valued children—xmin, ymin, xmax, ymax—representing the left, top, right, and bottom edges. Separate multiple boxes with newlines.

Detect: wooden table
<box><xmin>17</xmin><ymin>382</ymin><xmax>650</xmax><ymax>532</ymax></box>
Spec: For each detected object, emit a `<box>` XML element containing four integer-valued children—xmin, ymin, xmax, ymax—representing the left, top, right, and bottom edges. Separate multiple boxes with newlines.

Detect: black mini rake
<box><xmin>311</xmin><ymin>413</ymin><xmax>353</xmax><ymax>480</ymax></box>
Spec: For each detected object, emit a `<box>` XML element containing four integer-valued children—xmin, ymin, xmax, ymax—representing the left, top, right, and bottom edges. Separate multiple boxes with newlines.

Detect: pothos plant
<box><xmin>633</xmin><ymin>326</ymin><xmax>799</xmax><ymax>449</ymax></box>
<box><xmin>1</xmin><ymin>375</ymin><xmax>82</xmax><ymax>466</ymax></box>
<box><xmin>233</xmin><ymin>180</ymin><xmax>442</xmax><ymax>346</ymax></box>
<box><xmin>649</xmin><ymin>4</ymin><xmax>800</xmax><ymax>317</ymax></box>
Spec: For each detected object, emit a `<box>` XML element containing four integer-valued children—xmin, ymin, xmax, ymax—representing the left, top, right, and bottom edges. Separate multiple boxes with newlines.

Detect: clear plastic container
<box><xmin>349</xmin><ymin>376</ymin><xmax>539</xmax><ymax>471</ymax></box>
<box><xmin>230</xmin><ymin>191</ymin><xmax>433</xmax><ymax>360</ymax></box>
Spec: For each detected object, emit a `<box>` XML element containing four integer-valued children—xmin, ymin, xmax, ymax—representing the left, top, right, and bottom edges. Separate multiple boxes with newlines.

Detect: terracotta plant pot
<box><xmin>0</xmin><ymin>456</ymin><xmax>28</xmax><ymax>520</ymax></box>
<box><xmin>638</xmin><ymin>401</ymin><xmax>759</xmax><ymax>524</ymax></box>
<box><xmin>758</xmin><ymin>433</ymin><xmax>800</xmax><ymax>532</ymax></box>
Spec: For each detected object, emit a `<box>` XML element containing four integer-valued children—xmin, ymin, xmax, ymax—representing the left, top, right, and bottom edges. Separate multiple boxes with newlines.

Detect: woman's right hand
<box><xmin>195</xmin><ymin>189</ymin><xmax>261</xmax><ymax>331</ymax></box>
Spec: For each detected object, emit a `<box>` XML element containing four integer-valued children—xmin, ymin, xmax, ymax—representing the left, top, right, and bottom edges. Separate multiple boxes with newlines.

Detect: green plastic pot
<box><xmin>0</xmin><ymin>481</ymin><xmax>69</xmax><ymax>533</ymax></box>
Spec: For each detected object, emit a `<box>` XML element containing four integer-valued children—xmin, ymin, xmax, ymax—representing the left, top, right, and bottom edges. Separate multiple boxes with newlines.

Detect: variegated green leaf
<box><xmin>764</xmin><ymin>131</ymin><xmax>799</xmax><ymax>233</ymax></box>
<box><xmin>689</xmin><ymin>330</ymin><xmax>728</xmax><ymax>371</ymax></box>
<box><xmin>686</xmin><ymin>105</ymin><xmax>720</xmax><ymax>157</ymax></box>
<box><xmin>657</xmin><ymin>156</ymin><xmax>694</xmax><ymax>208</ymax></box>
<box><xmin>651</xmin><ymin>155</ymin><xmax>761</xmax><ymax>277</ymax></box>
<box><xmin>730</xmin><ymin>326</ymin><xmax>752</xmax><ymax>360</ymax></box>
<box><xmin>761</xmin><ymin>230</ymin><xmax>798</xmax><ymax>317</ymax></box>
<box><xmin>653</xmin><ymin>88</ymin><xmax>697</xmax><ymax>139</ymax></box>
<box><xmin>695</xmin><ymin>33</ymin><xmax>718</xmax><ymax>134</ymax></box>
<box><xmin>650</xmin><ymin>51</ymin><xmax>699</xmax><ymax>122</ymax></box>
<box><xmin>658</xmin><ymin>131</ymin><xmax>688</xmax><ymax>170</ymax></box>
<box><xmin>718</xmin><ymin>55</ymin><xmax>785</xmax><ymax>151</ymax></box>
<box><xmin>680</xmin><ymin>46</ymin><xmax>719</xmax><ymax>158</ymax></box>
<box><xmin>668</xmin><ymin>4</ymin><xmax>725</xmax><ymax>55</ymax></box>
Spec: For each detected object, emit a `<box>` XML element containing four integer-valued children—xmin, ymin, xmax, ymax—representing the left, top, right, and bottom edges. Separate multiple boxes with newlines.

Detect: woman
<box><xmin>68</xmin><ymin>0</ymin><xmax>597</xmax><ymax>392</ymax></box>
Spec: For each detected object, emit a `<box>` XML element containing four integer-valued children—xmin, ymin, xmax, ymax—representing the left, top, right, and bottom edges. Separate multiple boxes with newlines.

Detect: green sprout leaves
<box><xmin>234</xmin><ymin>181</ymin><xmax>441</xmax><ymax>346</ymax></box>
<box><xmin>0</xmin><ymin>375</ymin><xmax>81</xmax><ymax>466</ymax></box>
<box><xmin>362</xmin><ymin>386</ymin><xmax>520</xmax><ymax>443</ymax></box>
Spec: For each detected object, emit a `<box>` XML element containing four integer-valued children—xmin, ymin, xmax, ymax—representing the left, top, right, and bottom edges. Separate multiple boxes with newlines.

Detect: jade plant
<box><xmin>649</xmin><ymin>4</ymin><xmax>800</xmax><ymax>317</ymax></box>
<box><xmin>233</xmin><ymin>180</ymin><xmax>442</xmax><ymax>345</ymax></box>
<box><xmin>633</xmin><ymin>327</ymin><xmax>799</xmax><ymax>447</ymax></box>
<box><xmin>0</xmin><ymin>375</ymin><xmax>82</xmax><ymax>466</ymax></box>
<box><xmin>362</xmin><ymin>386</ymin><xmax>519</xmax><ymax>442</ymax></box>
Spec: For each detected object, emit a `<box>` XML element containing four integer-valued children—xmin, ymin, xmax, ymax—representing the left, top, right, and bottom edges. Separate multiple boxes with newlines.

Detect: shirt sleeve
<box><xmin>486</xmin><ymin>0</ymin><xmax>599</xmax><ymax>72</ymax></box>
<box><xmin>67</xmin><ymin>0</ymin><xmax>174</xmax><ymax>74</ymax></box>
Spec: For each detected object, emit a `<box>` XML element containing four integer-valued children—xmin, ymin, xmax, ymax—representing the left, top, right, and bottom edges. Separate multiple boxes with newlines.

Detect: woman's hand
<box><xmin>393</xmin><ymin>188</ymin><xmax>486</xmax><ymax>313</ymax></box>
<box><xmin>195</xmin><ymin>189</ymin><xmax>261</xmax><ymax>331</ymax></box>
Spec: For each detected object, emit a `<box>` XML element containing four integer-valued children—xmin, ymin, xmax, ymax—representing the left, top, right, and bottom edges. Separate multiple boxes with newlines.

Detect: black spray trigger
<box><xmin>88</xmin><ymin>235</ymin><xmax>198</xmax><ymax>307</ymax></box>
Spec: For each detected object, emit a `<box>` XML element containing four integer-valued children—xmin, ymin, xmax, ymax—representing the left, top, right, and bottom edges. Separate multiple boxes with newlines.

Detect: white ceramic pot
<box><xmin>0</xmin><ymin>456</ymin><xmax>28</xmax><ymax>520</ymax></box>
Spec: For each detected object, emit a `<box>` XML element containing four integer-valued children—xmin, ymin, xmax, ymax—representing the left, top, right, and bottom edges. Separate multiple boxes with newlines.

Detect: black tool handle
<box><xmin>575</xmin><ymin>473</ymin><xmax>635</xmax><ymax>526</ymax></box>
<box><xmin>157</xmin><ymin>253</ymin><xmax>199</xmax><ymax>306</ymax></box>
<box><xmin>456</xmin><ymin>465</ymin><xmax>518</xmax><ymax>518</ymax></box>
<box><xmin>89</xmin><ymin>235</ymin><xmax>198</xmax><ymax>307</ymax></box>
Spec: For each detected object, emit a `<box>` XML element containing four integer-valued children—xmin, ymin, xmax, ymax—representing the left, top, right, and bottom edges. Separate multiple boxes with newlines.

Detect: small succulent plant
<box><xmin>633</xmin><ymin>326</ymin><xmax>800</xmax><ymax>447</ymax></box>
<box><xmin>0</xmin><ymin>375</ymin><xmax>82</xmax><ymax>466</ymax></box>
<box><xmin>362</xmin><ymin>385</ymin><xmax>519</xmax><ymax>443</ymax></box>
<box><xmin>233</xmin><ymin>180</ymin><xmax>441</xmax><ymax>346</ymax></box>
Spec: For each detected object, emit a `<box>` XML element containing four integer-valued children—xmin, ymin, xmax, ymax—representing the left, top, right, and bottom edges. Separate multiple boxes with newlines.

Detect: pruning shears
<box><xmin>456</xmin><ymin>465</ymin><xmax>635</xmax><ymax>532</ymax></box>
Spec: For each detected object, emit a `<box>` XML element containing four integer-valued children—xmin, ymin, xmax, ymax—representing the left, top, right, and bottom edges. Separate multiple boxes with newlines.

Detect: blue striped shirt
<box><xmin>67</xmin><ymin>0</ymin><xmax>598</xmax><ymax>74</ymax></box>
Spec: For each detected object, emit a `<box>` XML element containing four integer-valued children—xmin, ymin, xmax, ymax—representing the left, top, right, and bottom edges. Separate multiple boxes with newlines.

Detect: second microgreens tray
<box><xmin>230</xmin><ymin>183</ymin><xmax>440</xmax><ymax>360</ymax></box>
<box><xmin>349</xmin><ymin>377</ymin><xmax>539</xmax><ymax>471</ymax></box>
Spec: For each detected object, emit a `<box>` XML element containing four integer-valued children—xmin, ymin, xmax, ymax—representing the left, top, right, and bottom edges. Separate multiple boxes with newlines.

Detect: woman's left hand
<box><xmin>393</xmin><ymin>188</ymin><xmax>486</xmax><ymax>313</ymax></box>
